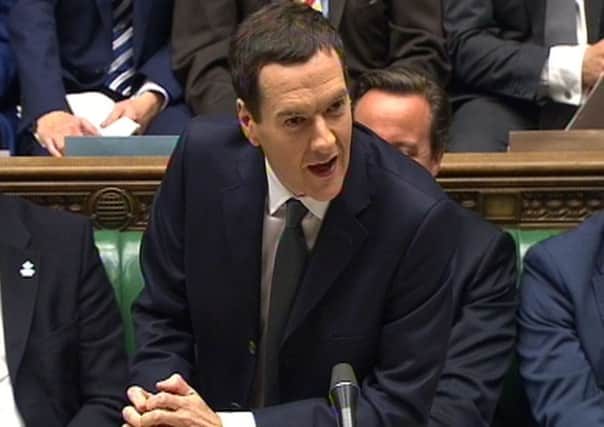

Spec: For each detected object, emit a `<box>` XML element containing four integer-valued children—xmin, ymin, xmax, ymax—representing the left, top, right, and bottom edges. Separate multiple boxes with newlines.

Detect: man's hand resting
<box><xmin>102</xmin><ymin>91</ymin><xmax>163</xmax><ymax>134</ymax></box>
<box><xmin>123</xmin><ymin>374</ymin><xmax>223</xmax><ymax>427</ymax></box>
<box><xmin>35</xmin><ymin>111</ymin><xmax>100</xmax><ymax>157</ymax></box>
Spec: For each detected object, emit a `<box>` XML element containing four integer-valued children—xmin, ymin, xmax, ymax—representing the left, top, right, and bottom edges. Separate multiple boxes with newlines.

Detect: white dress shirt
<box><xmin>217</xmin><ymin>159</ymin><xmax>329</xmax><ymax>427</ymax></box>
<box><xmin>544</xmin><ymin>0</ymin><xmax>589</xmax><ymax>105</ymax></box>
<box><xmin>0</xmin><ymin>291</ymin><xmax>26</xmax><ymax>427</ymax></box>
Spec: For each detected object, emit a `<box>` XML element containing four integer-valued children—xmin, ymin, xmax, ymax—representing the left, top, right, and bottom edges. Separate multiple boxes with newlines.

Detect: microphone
<box><xmin>329</xmin><ymin>363</ymin><xmax>359</xmax><ymax>427</ymax></box>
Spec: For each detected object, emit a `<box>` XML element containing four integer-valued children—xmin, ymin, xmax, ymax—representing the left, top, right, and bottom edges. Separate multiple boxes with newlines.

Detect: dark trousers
<box><xmin>447</xmin><ymin>96</ymin><xmax>540</xmax><ymax>152</ymax></box>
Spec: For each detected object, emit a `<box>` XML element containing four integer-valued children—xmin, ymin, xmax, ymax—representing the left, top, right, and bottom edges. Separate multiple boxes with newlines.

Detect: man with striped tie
<box><xmin>9</xmin><ymin>0</ymin><xmax>190</xmax><ymax>156</ymax></box>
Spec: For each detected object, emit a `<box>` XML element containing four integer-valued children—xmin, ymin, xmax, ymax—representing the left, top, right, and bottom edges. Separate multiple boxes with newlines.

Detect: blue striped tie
<box><xmin>106</xmin><ymin>0</ymin><xmax>135</xmax><ymax>96</ymax></box>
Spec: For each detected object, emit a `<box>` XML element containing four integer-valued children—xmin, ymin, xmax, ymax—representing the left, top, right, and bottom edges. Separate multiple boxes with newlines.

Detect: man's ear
<box><xmin>236</xmin><ymin>99</ymin><xmax>259</xmax><ymax>147</ymax></box>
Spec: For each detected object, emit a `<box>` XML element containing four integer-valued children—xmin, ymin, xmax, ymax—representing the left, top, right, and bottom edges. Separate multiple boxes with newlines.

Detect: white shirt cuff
<box><xmin>216</xmin><ymin>411</ymin><xmax>256</xmax><ymax>427</ymax></box>
<box><xmin>546</xmin><ymin>44</ymin><xmax>588</xmax><ymax>106</ymax></box>
<box><xmin>135</xmin><ymin>80</ymin><xmax>169</xmax><ymax>111</ymax></box>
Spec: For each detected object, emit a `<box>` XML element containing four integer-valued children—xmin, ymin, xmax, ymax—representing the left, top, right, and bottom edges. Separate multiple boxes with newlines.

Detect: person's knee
<box><xmin>447</xmin><ymin>97</ymin><xmax>535</xmax><ymax>152</ymax></box>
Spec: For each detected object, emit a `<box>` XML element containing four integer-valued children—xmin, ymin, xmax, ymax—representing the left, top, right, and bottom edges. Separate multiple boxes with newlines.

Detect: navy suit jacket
<box><xmin>130</xmin><ymin>118</ymin><xmax>461</xmax><ymax>426</ymax></box>
<box><xmin>518</xmin><ymin>211</ymin><xmax>604</xmax><ymax>426</ymax></box>
<box><xmin>0</xmin><ymin>195</ymin><xmax>128</xmax><ymax>427</ymax></box>
<box><xmin>430</xmin><ymin>209</ymin><xmax>517</xmax><ymax>427</ymax></box>
<box><xmin>444</xmin><ymin>0</ymin><xmax>603</xmax><ymax>102</ymax></box>
<box><xmin>0</xmin><ymin>0</ymin><xmax>15</xmax><ymax>105</ymax></box>
<box><xmin>9</xmin><ymin>0</ymin><xmax>182</xmax><ymax>130</ymax></box>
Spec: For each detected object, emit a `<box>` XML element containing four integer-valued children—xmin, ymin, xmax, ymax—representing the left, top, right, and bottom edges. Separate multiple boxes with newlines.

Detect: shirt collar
<box><xmin>265</xmin><ymin>158</ymin><xmax>329</xmax><ymax>220</ymax></box>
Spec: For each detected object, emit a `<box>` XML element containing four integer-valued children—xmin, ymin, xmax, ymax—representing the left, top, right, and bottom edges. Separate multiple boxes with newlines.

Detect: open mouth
<box><xmin>308</xmin><ymin>156</ymin><xmax>337</xmax><ymax>177</ymax></box>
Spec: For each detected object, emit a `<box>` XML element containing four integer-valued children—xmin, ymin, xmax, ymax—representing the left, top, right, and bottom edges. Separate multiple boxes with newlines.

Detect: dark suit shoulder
<box><xmin>458</xmin><ymin>207</ymin><xmax>508</xmax><ymax>249</ymax></box>
<box><xmin>0</xmin><ymin>194</ymin><xmax>89</xmax><ymax>249</ymax></box>
<box><xmin>175</xmin><ymin>115</ymin><xmax>263</xmax><ymax>190</ymax></box>
<box><xmin>524</xmin><ymin>211</ymin><xmax>604</xmax><ymax>279</ymax></box>
<box><xmin>352</xmin><ymin>123</ymin><xmax>449</xmax><ymax>214</ymax></box>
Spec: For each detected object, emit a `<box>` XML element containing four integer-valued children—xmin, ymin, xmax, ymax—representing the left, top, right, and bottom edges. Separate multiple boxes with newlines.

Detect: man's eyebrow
<box><xmin>275</xmin><ymin>89</ymin><xmax>349</xmax><ymax>118</ymax></box>
<box><xmin>329</xmin><ymin>89</ymin><xmax>349</xmax><ymax>103</ymax></box>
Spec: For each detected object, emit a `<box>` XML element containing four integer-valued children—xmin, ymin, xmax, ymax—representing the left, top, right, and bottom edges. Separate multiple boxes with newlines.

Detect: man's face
<box><xmin>354</xmin><ymin>89</ymin><xmax>441</xmax><ymax>176</ymax></box>
<box><xmin>238</xmin><ymin>49</ymin><xmax>352</xmax><ymax>201</ymax></box>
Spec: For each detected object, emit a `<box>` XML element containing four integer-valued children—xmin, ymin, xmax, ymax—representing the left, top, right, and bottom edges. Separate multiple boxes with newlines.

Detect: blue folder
<box><xmin>65</xmin><ymin>135</ymin><xmax>179</xmax><ymax>156</ymax></box>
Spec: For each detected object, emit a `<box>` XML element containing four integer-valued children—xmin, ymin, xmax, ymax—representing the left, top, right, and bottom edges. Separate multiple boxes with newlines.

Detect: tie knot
<box><xmin>285</xmin><ymin>199</ymin><xmax>307</xmax><ymax>228</ymax></box>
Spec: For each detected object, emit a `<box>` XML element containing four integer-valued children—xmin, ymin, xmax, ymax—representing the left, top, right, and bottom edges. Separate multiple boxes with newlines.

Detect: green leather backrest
<box><xmin>94</xmin><ymin>230</ymin><xmax>144</xmax><ymax>354</ymax></box>
<box><xmin>505</xmin><ymin>229</ymin><xmax>563</xmax><ymax>281</ymax></box>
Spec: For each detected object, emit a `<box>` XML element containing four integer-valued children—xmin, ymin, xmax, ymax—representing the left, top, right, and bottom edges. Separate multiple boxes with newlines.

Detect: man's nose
<box><xmin>310</xmin><ymin>116</ymin><xmax>336</xmax><ymax>152</ymax></box>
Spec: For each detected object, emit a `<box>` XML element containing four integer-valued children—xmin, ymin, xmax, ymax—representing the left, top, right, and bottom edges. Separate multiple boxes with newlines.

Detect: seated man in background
<box><xmin>444</xmin><ymin>0</ymin><xmax>604</xmax><ymax>151</ymax></box>
<box><xmin>0</xmin><ymin>0</ymin><xmax>17</xmax><ymax>153</ymax></box>
<box><xmin>518</xmin><ymin>212</ymin><xmax>604</xmax><ymax>426</ymax></box>
<box><xmin>9</xmin><ymin>0</ymin><xmax>191</xmax><ymax>156</ymax></box>
<box><xmin>354</xmin><ymin>68</ymin><xmax>518</xmax><ymax>427</ymax></box>
<box><xmin>171</xmin><ymin>0</ymin><xmax>449</xmax><ymax>116</ymax></box>
<box><xmin>0</xmin><ymin>194</ymin><xmax>128</xmax><ymax>426</ymax></box>
<box><xmin>124</xmin><ymin>3</ymin><xmax>461</xmax><ymax>427</ymax></box>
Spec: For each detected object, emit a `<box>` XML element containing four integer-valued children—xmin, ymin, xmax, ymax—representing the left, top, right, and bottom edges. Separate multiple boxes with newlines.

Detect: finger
<box><xmin>127</xmin><ymin>386</ymin><xmax>152</xmax><ymax>413</ymax></box>
<box><xmin>140</xmin><ymin>409</ymin><xmax>182</xmax><ymax>427</ymax></box>
<box><xmin>45</xmin><ymin>137</ymin><xmax>63</xmax><ymax>157</ymax></box>
<box><xmin>102</xmin><ymin>105</ymin><xmax>125</xmax><ymax>127</ymax></box>
<box><xmin>156</xmin><ymin>373</ymin><xmax>195</xmax><ymax>396</ymax></box>
<box><xmin>79</xmin><ymin>118</ymin><xmax>101</xmax><ymax>136</ymax></box>
<box><xmin>122</xmin><ymin>405</ymin><xmax>143</xmax><ymax>427</ymax></box>
<box><xmin>145</xmin><ymin>391</ymin><xmax>186</xmax><ymax>411</ymax></box>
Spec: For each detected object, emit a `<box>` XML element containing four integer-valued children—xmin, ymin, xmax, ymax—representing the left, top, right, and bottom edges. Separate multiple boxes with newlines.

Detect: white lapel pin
<box><xmin>19</xmin><ymin>260</ymin><xmax>36</xmax><ymax>278</ymax></box>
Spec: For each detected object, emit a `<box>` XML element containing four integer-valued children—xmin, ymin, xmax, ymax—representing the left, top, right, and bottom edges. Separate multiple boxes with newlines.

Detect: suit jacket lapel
<box><xmin>328</xmin><ymin>0</ymin><xmax>346</xmax><ymax>28</ymax></box>
<box><xmin>222</xmin><ymin>145</ymin><xmax>267</xmax><ymax>328</ymax></box>
<box><xmin>285</xmin><ymin>136</ymin><xmax>370</xmax><ymax>340</ymax></box>
<box><xmin>0</xmin><ymin>197</ymin><xmax>39</xmax><ymax>382</ymax></box>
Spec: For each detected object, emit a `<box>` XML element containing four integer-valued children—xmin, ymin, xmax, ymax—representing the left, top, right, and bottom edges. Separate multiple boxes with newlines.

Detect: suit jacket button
<box><xmin>248</xmin><ymin>340</ymin><xmax>256</xmax><ymax>355</ymax></box>
<box><xmin>231</xmin><ymin>401</ymin><xmax>242</xmax><ymax>409</ymax></box>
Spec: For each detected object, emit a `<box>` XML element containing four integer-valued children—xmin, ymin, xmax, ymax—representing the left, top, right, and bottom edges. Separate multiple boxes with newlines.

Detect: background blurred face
<box><xmin>354</xmin><ymin>89</ymin><xmax>440</xmax><ymax>176</ymax></box>
<box><xmin>238</xmin><ymin>49</ymin><xmax>352</xmax><ymax>201</ymax></box>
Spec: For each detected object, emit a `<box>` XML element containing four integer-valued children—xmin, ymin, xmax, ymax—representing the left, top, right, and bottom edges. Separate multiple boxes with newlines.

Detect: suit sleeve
<box><xmin>171</xmin><ymin>0</ymin><xmax>239</xmax><ymax>116</ymax></box>
<box><xmin>389</xmin><ymin>0</ymin><xmax>450</xmax><ymax>87</ymax></box>
<box><xmin>8</xmin><ymin>0</ymin><xmax>69</xmax><ymax>129</ymax></box>
<box><xmin>67</xmin><ymin>220</ymin><xmax>128</xmax><ymax>426</ymax></box>
<box><xmin>0</xmin><ymin>0</ymin><xmax>16</xmax><ymax>103</ymax></box>
<box><xmin>430</xmin><ymin>231</ymin><xmax>517</xmax><ymax>427</ymax></box>
<box><xmin>129</xmin><ymin>132</ymin><xmax>196</xmax><ymax>391</ymax></box>
<box><xmin>139</xmin><ymin>43</ymin><xmax>183</xmax><ymax>104</ymax></box>
<box><xmin>517</xmin><ymin>244</ymin><xmax>604</xmax><ymax>427</ymax></box>
<box><xmin>253</xmin><ymin>198</ymin><xmax>459</xmax><ymax>427</ymax></box>
<box><xmin>443</xmin><ymin>0</ymin><xmax>548</xmax><ymax>100</ymax></box>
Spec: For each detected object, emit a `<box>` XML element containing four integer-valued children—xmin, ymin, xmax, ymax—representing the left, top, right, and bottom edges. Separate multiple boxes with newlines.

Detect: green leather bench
<box><xmin>93</xmin><ymin>228</ymin><xmax>563</xmax><ymax>426</ymax></box>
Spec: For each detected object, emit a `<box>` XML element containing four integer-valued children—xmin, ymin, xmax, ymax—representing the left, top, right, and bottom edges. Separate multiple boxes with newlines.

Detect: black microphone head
<box><xmin>330</xmin><ymin>363</ymin><xmax>358</xmax><ymax>390</ymax></box>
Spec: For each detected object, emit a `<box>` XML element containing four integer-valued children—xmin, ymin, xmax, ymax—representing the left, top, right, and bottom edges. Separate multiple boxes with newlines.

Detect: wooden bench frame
<box><xmin>2</xmin><ymin>152</ymin><xmax>603</xmax><ymax>230</ymax></box>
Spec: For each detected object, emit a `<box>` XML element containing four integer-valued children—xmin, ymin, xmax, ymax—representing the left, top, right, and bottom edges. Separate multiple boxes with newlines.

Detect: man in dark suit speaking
<box><xmin>0</xmin><ymin>194</ymin><xmax>127</xmax><ymax>426</ymax></box>
<box><xmin>124</xmin><ymin>3</ymin><xmax>460</xmax><ymax>427</ymax></box>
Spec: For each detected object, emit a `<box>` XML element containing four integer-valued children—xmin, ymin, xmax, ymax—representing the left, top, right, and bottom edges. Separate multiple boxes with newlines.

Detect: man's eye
<box><xmin>327</xmin><ymin>99</ymin><xmax>345</xmax><ymax>115</ymax></box>
<box><xmin>284</xmin><ymin>116</ymin><xmax>306</xmax><ymax>127</ymax></box>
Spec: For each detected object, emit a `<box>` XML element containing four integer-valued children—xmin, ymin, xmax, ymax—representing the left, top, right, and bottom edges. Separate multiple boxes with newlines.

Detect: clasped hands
<box><xmin>123</xmin><ymin>373</ymin><xmax>223</xmax><ymax>427</ymax></box>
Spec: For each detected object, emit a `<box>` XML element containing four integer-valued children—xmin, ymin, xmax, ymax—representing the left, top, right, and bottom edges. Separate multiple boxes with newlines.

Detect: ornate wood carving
<box><xmin>2</xmin><ymin>152</ymin><xmax>604</xmax><ymax>230</ymax></box>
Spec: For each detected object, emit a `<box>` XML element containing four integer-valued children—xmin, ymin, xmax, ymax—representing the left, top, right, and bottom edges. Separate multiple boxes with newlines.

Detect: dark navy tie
<box><xmin>261</xmin><ymin>199</ymin><xmax>308</xmax><ymax>406</ymax></box>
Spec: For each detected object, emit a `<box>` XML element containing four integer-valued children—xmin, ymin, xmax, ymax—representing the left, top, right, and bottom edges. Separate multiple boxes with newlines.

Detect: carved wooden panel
<box><xmin>2</xmin><ymin>152</ymin><xmax>604</xmax><ymax>230</ymax></box>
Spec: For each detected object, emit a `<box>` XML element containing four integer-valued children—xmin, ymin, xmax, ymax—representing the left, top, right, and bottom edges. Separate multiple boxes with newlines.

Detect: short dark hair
<box><xmin>229</xmin><ymin>1</ymin><xmax>346</xmax><ymax>121</ymax></box>
<box><xmin>354</xmin><ymin>68</ymin><xmax>450</xmax><ymax>159</ymax></box>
